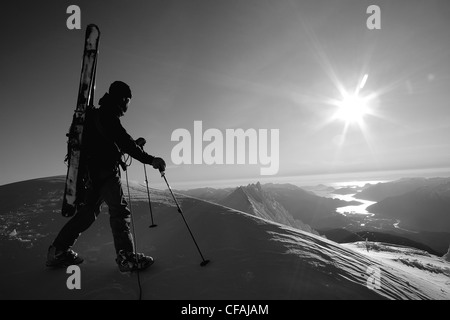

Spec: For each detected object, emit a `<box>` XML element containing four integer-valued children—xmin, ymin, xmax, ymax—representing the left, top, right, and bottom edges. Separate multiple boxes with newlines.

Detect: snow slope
<box><xmin>0</xmin><ymin>176</ymin><xmax>448</xmax><ymax>300</ymax></box>
<box><xmin>342</xmin><ymin>242</ymin><xmax>450</xmax><ymax>299</ymax></box>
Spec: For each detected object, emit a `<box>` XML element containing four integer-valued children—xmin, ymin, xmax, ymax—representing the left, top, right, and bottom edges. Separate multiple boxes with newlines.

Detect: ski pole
<box><xmin>161</xmin><ymin>171</ymin><xmax>210</xmax><ymax>267</ymax></box>
<box><xmin>134</xmin><ymin>138</ymin><xmax>157</xmax><ymax>228</ymax></box>
<box><xmin>143</xmin><ymin>164</ymin><xmax>157</xmax><ymax>228</ymax></box>
<box><xmin>123</xmin><ymin>159</ymin><xmax>143</xmax><ymax>300</ymax></box>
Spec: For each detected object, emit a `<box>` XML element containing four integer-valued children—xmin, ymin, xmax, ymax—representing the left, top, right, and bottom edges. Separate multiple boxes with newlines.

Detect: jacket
<box><xmin>84</xmin><ymin>105</ymin><xmax>154</xmax><ymax>179</ymax></box>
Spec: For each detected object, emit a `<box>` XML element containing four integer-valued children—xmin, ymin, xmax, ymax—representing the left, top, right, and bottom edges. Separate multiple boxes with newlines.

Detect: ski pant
<box><xmin>53</xmin><ymin>171</ymin><xmax>134</xmax><ymax>254</ymax></box>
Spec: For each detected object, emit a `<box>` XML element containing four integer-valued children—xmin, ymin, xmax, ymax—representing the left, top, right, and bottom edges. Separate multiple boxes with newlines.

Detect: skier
<box><xmin>47</xmin><ymin>81</ymin><xmax>166</xmax><ymax>272</ymax></box>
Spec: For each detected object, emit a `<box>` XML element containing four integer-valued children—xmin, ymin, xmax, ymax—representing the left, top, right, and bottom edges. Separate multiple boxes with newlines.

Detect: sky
<box><xmin>1</xmin><ymin>0</ymin><xmax>450</xmax><ymax>189</ymax></box>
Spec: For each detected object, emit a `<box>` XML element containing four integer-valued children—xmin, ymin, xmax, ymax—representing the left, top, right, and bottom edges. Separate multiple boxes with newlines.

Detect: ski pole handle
<box><xmin>136</xmin><ymin>137</ymin><xmax>146</xmax><ymax>148</ymax></box>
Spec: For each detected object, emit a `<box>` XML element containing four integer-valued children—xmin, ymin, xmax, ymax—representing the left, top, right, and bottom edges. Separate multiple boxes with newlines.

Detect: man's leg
<box><xmin>101</xmin><ymin>174</ymin><xmax>134</xmax><ymax>254</ymax></box>
<box><xmin>52</xmin><ymin>199</ymin><xmax>101</xmax><ymax>251</ymax></box>
<box><xmin>100</xmin><ymin>173</ymin><xmax>154</xmax><ymax>271</ymax></box>
<box><xmin>48</xmin><ymin>185</ymin><xmax>102</xmax><ymax>267</ymax></box>
<box><xmin>53</xmin><ymin>175</ymin><xmax>103</xmax><ymax>251</ymax></box>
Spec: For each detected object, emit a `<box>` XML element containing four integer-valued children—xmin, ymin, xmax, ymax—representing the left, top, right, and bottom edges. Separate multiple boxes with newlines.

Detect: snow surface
<box><xmin>0</xmin><ymin>177</ymin><xmax>449</xmax><ymax>300</ymax></box>
<box><xmin>342</xmin><ymin>242</ymin><xmax>450</xmax><ymax>299</ymax></box>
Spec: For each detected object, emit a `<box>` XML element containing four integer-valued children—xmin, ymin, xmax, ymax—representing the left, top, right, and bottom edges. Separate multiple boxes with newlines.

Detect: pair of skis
<box><xmin>62</xmin><ymin>24</ymin><xmax>100</xmax><ymax>217</ymax></box>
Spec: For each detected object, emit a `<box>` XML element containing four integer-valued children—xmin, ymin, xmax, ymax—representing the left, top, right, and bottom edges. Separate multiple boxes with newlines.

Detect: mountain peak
<box><xmin>221</xmin><ymin>183</ymin><xmax>319</xmax><ymax>235</ymax></box>
<box><xmin>444</xmin><ymin>245</ymin><xmax>450</xmax><ymax>262</ymax></box>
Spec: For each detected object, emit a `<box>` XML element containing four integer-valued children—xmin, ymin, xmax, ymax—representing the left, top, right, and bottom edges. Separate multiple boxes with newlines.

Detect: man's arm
<box><xmin>102</xmin><ymin>113</ymin><xmax>155</xmax><ymax>165</ymax></box>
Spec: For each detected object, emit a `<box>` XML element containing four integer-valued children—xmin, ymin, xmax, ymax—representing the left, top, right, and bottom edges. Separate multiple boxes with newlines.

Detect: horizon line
<box><xmin>2</xmin><ymin>166</ymin><xmax>450</xmax><ymax>189</ymax></box>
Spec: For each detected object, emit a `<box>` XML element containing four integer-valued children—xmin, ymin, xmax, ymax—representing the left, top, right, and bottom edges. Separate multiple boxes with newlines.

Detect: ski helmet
<box><xmin>109</xmin><ymin>81</ymin><xmax>132</xmax><ymax>99</ymax></box>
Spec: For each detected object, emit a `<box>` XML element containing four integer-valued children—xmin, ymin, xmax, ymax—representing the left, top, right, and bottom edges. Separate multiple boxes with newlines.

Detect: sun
<box><xmin>334</xmin><ymin>93</ymin><xmax>369</xmax><ymax>125</ymax></box>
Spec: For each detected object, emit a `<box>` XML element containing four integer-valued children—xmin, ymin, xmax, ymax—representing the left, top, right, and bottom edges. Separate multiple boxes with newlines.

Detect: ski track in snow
<box><xmin>267</xmin><ymin>227</ymin><xmax>432</xmax><ymax>300</ymax></box>
<box><xmin>343</xmin><ymin>242</ymin><xmax>450</xmax><ymax>299</ymax></box>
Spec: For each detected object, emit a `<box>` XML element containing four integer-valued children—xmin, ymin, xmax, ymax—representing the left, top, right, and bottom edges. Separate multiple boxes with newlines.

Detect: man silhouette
<box><xmin>47</xmin><ymin>81</ymin><xmax>165</xmax><ymax>272</ymax></box>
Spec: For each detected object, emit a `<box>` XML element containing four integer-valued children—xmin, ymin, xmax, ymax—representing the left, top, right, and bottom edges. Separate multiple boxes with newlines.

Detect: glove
<box><xmin>152</xmin><ymin>157</ymin><xmax>166</xmax><ymax>172</ymax></box>
<box><xmin>135</xmin><ymin>137</ymin><xmax>146</xmax><ymax>148</ymax></box>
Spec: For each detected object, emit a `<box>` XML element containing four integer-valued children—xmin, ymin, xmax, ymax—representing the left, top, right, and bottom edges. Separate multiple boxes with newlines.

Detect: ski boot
<box><xmin>46</xmin><ymin>245</ymin><xmax>84</xmax><ymax>268</ymax></box>
<box><xmin>116</xmin><ymin>250</ymin><xmax>154</xmax><ymax>272</ymax></box>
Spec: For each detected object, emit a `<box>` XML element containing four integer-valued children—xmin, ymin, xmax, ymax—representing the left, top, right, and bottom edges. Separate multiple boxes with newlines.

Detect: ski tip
<box><xmin>149</xmin><ymin>224</ymin><xmax>158</xmax><ymax>228</ymax></box>
<box><xmin>200</xmin><ymin>260</ymin><xmax>210</xmax><ymax>267</ymax></box>
<box><xmin>86</xmin><ymin>24</ymin><xmax>101</xmax><ymax>36</ymax></box>
<box><xmin>87</xmin><ymin>23</ymin><xmax>100</xmax><ymax>30</ymax></box>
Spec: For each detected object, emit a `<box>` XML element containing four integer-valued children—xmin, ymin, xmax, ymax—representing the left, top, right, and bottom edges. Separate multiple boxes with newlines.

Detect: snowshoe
<box><xmin>116</xmin><ymin>250</ymin><xmax>154</xmax><ymax>272</ymax></box>
<box><xmin>46</xmin><ymin>245</ymin><xmax>84</xmax><ymax>268</ymax></box>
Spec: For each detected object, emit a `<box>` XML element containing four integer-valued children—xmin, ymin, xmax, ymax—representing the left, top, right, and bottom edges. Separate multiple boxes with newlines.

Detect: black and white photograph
<box><xmin>1</xmin><ymin>0</ymin><xmax>449</xmax><ymax>305</ymax></box>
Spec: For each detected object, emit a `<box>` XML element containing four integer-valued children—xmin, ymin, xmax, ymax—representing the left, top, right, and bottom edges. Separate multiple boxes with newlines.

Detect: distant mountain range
<box><xmin>367</xmin><ymin>180</ymin><xmax>450</xmax><ymax>233</ymax></box>
<box><xmin>173</xmin><ymin>187</ymin><xmax>235</xmax><ymax>204</ymax></box>
<box><xmin>219</xmin><ymin>182</ymin><xmax>318</xmax><ymax>235</ymax></box>
<box><xmin>178</xmin><ymin>177</ymin><xmax>450</xmax><ymax>256</ymax></box>
<box><xmin>332</xmin><ymin>186</ymin><xmax>361</xmax><ymax>195</ymax></box>
<box><xmin>260</xmin><ymin>183</ymin><xmax>359</xmax><ymax>229</ymax></box>
<box><xmin>177</xmin><ymin>182</ymin><xmax>361</xmax><ymax>233</ymax></box>
<box><xmin>357</xmin><ymin>177</ymin><xmax>450</xmax><ymax>202</ymax></box>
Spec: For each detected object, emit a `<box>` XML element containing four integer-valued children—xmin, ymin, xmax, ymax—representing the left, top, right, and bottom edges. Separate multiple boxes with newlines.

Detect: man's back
<box><xmin>84</xmin><ymin>106</ymin><xmax>122</xmax><ymax>177</ymax></box>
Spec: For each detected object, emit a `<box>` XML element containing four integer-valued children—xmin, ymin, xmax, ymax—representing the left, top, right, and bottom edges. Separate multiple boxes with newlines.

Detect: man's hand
<box><xmin>152</xmin><ymin>157</ymin><xmax>166</xmax><ymax>172</ymax></box>
<box><xmin>135</xmin><ymin>137</ymin><xmax>146</xmax><ymax>148</ymax></box>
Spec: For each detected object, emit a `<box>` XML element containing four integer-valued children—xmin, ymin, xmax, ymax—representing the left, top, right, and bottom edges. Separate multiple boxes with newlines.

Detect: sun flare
<box><xmin>335</xmin><ymin>93</ymin><xmax>369</xmax><ymax>125</ymax></box>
